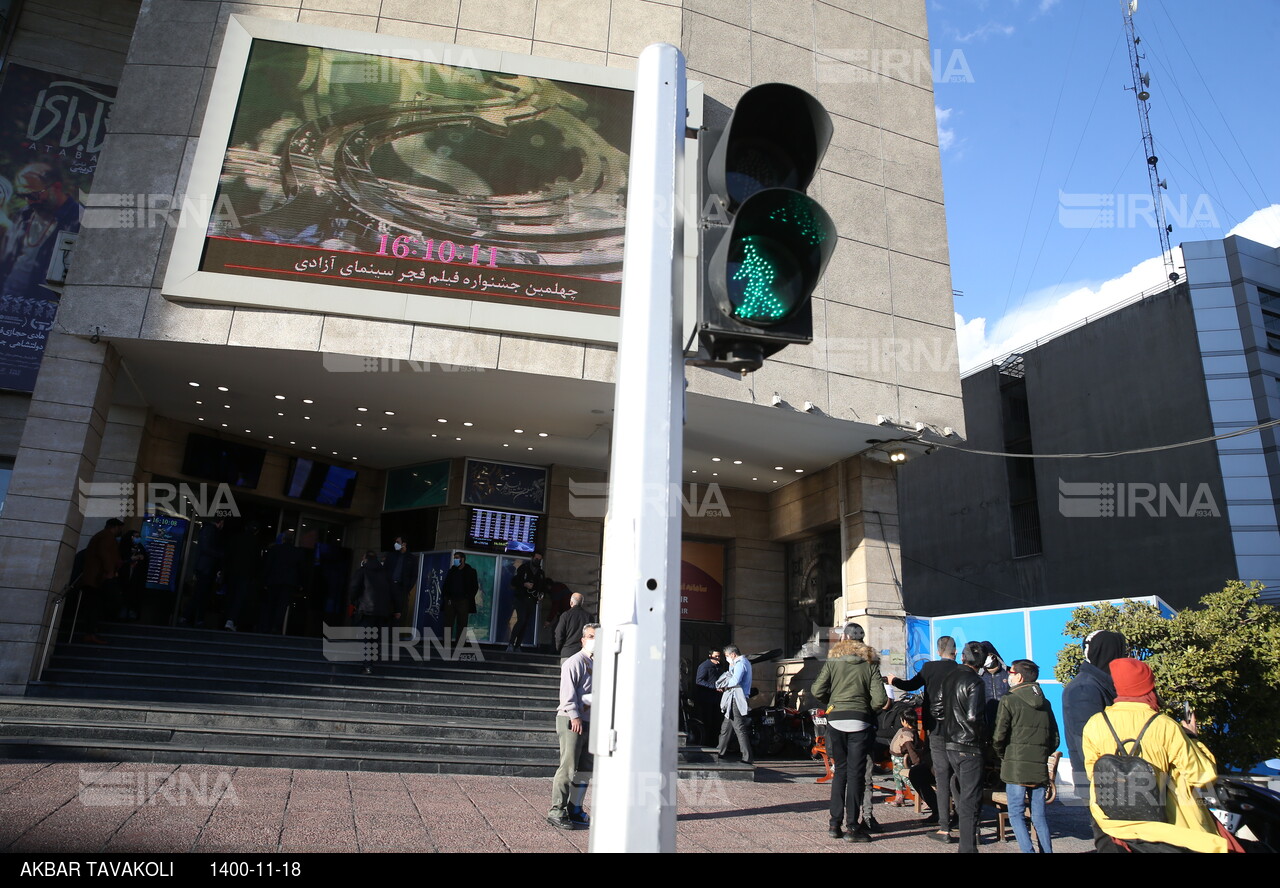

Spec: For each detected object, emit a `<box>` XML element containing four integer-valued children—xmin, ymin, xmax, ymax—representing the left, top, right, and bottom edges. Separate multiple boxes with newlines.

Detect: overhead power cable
<box><xmin>916</xmin><ymin>417</ymin><xmax>1280</xmax><ymax>461</ymax></box>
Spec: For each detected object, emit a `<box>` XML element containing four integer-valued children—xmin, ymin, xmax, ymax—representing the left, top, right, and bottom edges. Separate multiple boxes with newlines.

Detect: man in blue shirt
<box><xmin>714</xmin><ymin>644</ymin><xmax>753</xmax><ymax>765</ymax></box>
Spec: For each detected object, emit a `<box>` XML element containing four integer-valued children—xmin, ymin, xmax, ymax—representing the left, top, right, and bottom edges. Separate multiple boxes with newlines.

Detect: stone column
<box><xmin>838</xmin><ymin>455</ymin><xmax>907</xmax><ymax>670</ymax></box>
<box><xmin>0</xmin><ymin>334</ymin><xmax>119</xmax><ymax>693</ymax></box>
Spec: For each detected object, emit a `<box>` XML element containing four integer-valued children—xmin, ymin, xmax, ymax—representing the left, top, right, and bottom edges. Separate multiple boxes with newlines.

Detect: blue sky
<box><xmin>926</xmin><ymin>0</ymin><xmax>1280</xmax><ymax>368</ymax></box>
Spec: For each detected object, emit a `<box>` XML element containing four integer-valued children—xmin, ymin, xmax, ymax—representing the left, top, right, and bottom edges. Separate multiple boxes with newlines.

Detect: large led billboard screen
<box><xmin>164</xmin><ymin>18</ymin><xmax>681</xmax><ymax>344</ymax></box>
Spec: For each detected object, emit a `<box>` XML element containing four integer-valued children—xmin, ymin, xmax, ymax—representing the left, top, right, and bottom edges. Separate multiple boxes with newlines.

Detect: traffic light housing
<box><xmin>695</xmin><ymin>83</ymin><xmax>836</xmax><ymax>373</ymax></box>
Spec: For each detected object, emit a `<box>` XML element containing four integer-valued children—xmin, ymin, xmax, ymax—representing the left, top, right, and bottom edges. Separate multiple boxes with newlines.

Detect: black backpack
<box><xmin>1092</xmin><ymin>711</ymin><xmax>1173</xmax><ymax>823</ymax></box>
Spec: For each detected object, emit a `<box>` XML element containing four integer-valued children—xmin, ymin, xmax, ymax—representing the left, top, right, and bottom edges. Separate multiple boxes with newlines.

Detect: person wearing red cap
<box><xmin>1081</xmin><ymin>658</ymin><xmax>1227</xmax><ymax>853</ymax></box>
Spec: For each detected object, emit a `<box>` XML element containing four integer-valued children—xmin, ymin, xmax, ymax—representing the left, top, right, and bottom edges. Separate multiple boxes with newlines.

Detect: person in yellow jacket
<box><xmin>1082</xmin><ymin>657</ymin><xmax>1227</xmax><ymax>853</ymax></box>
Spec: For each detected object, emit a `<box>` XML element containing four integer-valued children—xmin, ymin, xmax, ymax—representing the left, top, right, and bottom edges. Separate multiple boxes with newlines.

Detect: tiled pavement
<box><xmin>0</xmin><ymin>760</ymin><xmax>1095</xmax><ymax>853</ymax></box>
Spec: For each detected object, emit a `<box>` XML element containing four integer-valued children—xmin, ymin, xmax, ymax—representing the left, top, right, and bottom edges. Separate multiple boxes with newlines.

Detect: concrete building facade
<box><xmin>0</xmin><ymin>0</ymin><xmax>963</xmax><ymax>694</ymax></box>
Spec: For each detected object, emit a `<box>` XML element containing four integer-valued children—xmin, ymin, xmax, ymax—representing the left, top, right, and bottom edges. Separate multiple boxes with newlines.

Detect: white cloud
<box><xmin>1038</xmin><ymin>0</ymin><xmax>1061</xmax><ymax>13</ymax></box>
<box><xmin>955</xmin><ymin>206</ymin><xmax>1280</xmax><ymax>372</ymax></box>
<box><xmin>953</xmin><ymin>22</ymin><xmax>1015</xmax><ymax>43</ymax></box>
<box><xmin>1226</xmin><ymin>203</ymin><xmax>1280</xmax><ymax>248</ymax></box>
<box><xmin>936</xmin><ymin>106</ymin><xmax>955</xmax><ymax>151</ymax></box>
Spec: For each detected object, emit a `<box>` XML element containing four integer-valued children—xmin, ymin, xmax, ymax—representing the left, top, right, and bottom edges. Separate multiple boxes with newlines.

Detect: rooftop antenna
<box><xmin>1123</xmin><ymin>0</ymin><xmax>1180</xmax><ymax>284</ymax></box>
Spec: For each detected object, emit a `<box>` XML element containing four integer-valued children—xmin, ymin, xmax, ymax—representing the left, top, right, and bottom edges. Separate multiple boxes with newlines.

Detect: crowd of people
<box><xmin>552</xmin><ymin>624</ymin><xmax>1230</xmax><ymax>853</ymax></box>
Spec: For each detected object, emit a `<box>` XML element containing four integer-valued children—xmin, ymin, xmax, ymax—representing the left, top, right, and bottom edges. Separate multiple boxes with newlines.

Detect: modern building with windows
<box><xmin>900</xmin><ymin>233</ymin><xmax>1280</xmax><ymax>615</ymax></box>
<box><xmin>0</xmin><ymin>0</ymin><xmax>964</xmax><ymax>697</ymax></box>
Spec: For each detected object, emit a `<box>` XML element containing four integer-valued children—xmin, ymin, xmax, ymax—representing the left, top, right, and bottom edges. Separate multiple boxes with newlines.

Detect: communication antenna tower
<box><xmin>1122</xmin><ymin>0</ymin><xmax>1180</xmax><ymax>284</ymax></box>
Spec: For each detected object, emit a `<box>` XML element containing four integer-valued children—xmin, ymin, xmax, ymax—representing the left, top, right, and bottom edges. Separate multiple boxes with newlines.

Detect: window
<box><xmin>1260</xmin><ymin>288</ymin><xmax>1280</xmax><ymax>351</ymax></box>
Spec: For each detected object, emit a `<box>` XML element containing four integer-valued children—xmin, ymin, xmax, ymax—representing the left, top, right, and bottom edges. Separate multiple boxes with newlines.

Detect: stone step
<box><xmin>0</xmin><ymin>698</ymin><xmax>554</xmax><ymax>744</ymax></box>
<box><xmin>26</xmin><ymin>681</ymin><xmax>557</xmax><ymax>723</ymax></box>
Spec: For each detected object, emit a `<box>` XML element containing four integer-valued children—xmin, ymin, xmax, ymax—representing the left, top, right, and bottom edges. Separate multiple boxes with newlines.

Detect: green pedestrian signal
<box><xmin>694</xmin><ymin>84</ymin><xmax>836</xmax><ymax>373</ymax></box>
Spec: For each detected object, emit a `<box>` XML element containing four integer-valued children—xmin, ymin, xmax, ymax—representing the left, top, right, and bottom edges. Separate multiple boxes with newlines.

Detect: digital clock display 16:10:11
<box><xmin>376</xmin><ymin>235</ymin><xmax>499</xmax><ymax>268</ymax></box>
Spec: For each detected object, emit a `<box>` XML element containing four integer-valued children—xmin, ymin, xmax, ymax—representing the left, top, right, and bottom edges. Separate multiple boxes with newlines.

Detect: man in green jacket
<box><xmin>992</xmin><ymin>659</ymin><xmax>1060</xmax><ymax>853</ymax></box>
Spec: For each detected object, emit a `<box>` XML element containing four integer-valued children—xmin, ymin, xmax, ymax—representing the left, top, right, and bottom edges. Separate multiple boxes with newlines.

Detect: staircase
<box><xmin>0</xmin><ymin>624</ymin><xmax>750</xmax><ymax>780</ymax></box>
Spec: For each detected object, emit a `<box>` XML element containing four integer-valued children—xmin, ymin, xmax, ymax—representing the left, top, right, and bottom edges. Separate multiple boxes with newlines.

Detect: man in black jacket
<box><xmin>553</xmin><ymin>592</ymin><xmax>593</xmax><ymax>660</ymax></box>
<box><xmin>886</xmin><ymin>635</ymin><xmax>958</xmax><ymax>827</ymax></box>
<box><xmin>939</xmin><ymin>640</ymin><xmax>987</xmax><ymax>852</ymax></box>
<box><xmin>1061</xmin><ymin>629</ymin><xmax>1126</xmax><ymax>852</ymax></box>
<box><xmin>508</xmin><ymin>552</ymin><xmax>547</xmax><ymax>651</ymax></box>
<box><xmin>442</xmin><ymin>552</ymin><xmax>480</xmax><ymax>644</ymax></box>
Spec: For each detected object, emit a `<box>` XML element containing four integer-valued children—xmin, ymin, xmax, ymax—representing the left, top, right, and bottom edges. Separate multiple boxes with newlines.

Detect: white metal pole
<box><xmin>588</xmin><ymin>42</ymin><xmax>686</xmax><ymax>854</ymax></box>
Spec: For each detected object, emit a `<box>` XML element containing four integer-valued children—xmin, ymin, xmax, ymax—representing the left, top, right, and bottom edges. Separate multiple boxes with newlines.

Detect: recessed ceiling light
<box><xmin>223</xmin><ymin>404</ymin><xmax>230</xmax><ymax>409</ymax></box>
<box><xmin>357</xmin><ymin>407</ymin><xmax>367</xmax><ymax>412</ymax></box>
<box><xmin>463</xmin><ymin>422</ymin><xmax>473</xmax><ymax>427</ymax></box>
<box><xmin>527</xmin><ymin>447</ymin><xmax>533</xmax><ymax>451</ymax></box>
<box><xmin>503</xmin><ymin>443</ymin><xmax>509</xmax><ymax>447</ymax></box>
<box><xmin>245</xmin><ymin>429</ymin><xmax>251</xmax><ymax>433</ymax></box>
<box><xmin>437</xmin><ymin>418</ymin><xmax>447</xmax><ymax>423</ymax></box>
<box><xmin>514</xmin><ymin>429</ymin><xmax>523</xmax><ymax>433</ymax></box>
<box><xmin>304</xmin><ymin>416</ymin><xmax>311</xmax><ymax>420</ymax></box>
<box><xmin>381</xmin><ymin>427</ymin><xmax>388</xmax><ymax>431</ymax></box>
<box><xmin>195</xmin><ymin>400</ymin><xmax>202</xmax><ymax>405</ymax></box>
<box><xmin>310</xmin><ymin>446</ymin><xmax>316</xmax><ymax>450</ymax></box>
<box><xmin>197</xmin><ymin>417</ymin><xmax>204</xmax><ymax>421</ymax></box>
<box><xmin>188</xmin><ymin>382</ymin><xmax>199</xmax><ymax>387</ymax></box>
<box><xmin>220</xmin><ymin>423</ymin><xmax>227</xmax><ymax>427</ymax></box>
<box><xmin>301</xmin><ymin>399</ymin><xmax>313</xmax><ymax>404</ymax></box>
<box><xmin>538</xmin><ymin>432</ymin><xmax>548</xmax><ymax>437</ymax></box>
<box><xmin>290</xmin><ymin>441</ymin><xmax>296</xmax><ymax>445</ymax></box>
<box><xmin>774</xmin><ymin>466</ymin><xmax>784</xmax><ymax>471</ymax></box>
<box><xmin>455</xmin><ymin>437</ymin><xmax>461</xmax><ymax>441</ymax></box>
<box><xmin>277</xmin><ymin>412</ymin><xmax>284</xmax><ymax>417</ymax></box>
<box><xmin>332</xmin><ymin>451</ymin><xmax>337</xmax><ymax>455</ymax></box>
<box><xmin>268</xmin><ymin>435</ymin><xmax>273</xmax><ymax>439</ymax></box>
<box><xmin>691</xmin><ymin>470</ymin><xmax>697</xmax><ymax>474</ymax></box>
<box><xmin>712</xmin><ymin>457</ymin><xmax>721</xmax><ymax>462</ymax></box>
<box><xmin>384</xmin><ymin>411</ymin><xmax>394</xmax><ymax>416</ymax></box>
<box><xmin>795</xmin><ymin>469</ymin><xmax>803</xmax><ymax>473</ymax></box>
<box><xmin>217</xmin><ymin>386</ymin><xmax>229</xmax><ymax>392</ymax></box>
<box><xmin>352</xmin><ymin>457</ymin><xmax>358</xmax><ymax>461</ymax></box>
<box><xmin>712</xmin><ymin>472</ymin><xmax>718</xmax><ymax>476</ymax></box>
<box><xmin>752</xmin><ymin>477</ymin><xmax>758</xmax><ymax>481</ymax></box>
<box><xmin>733</xmin><ymin>460</ymin><xmax>742</xmax><ymax>465</ymax></box>
<box><xmin>430</xmin><ymin>433</ymin><xmax>437</xmax><ymax>438</ymax></box>
<box><xmin>355</xmin><ymin>423</ymin><xmax>362</xmax><ymax>427</ymax></box>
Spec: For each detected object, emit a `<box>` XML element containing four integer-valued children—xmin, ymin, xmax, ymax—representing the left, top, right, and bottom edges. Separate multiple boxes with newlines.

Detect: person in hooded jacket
<box><xmin>992</xmin><ymin>659</ymin><xmax>1060</xmax><ymax>853</ymax></box>
<box><xmin>1082</xmin><ymin>658</ymin><xmax>1226</xmax><ymax>853</ymax></box>
<box><xmin>978</xmin><ymin>641</ymin><xmax>1012</xmax><ymax>729</ymax></box>
<box><xmin>811</xmin><ymin>638</ymin><xmax>888</xmax><ymax>843</ymax></box>
<box><xmin>1062</xmin><ymin>629</ymin><xmax>1127</xmax><ymax>852</ymax></box>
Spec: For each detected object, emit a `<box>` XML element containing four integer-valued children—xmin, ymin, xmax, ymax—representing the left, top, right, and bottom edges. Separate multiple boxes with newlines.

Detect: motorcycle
<box><xmin>1205</xmin><ymin>776</ymin><xmax>1280</xmax><ymax>852</ymax></box>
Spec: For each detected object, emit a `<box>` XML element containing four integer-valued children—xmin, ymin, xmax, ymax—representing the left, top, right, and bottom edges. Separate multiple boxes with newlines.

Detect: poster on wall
<box><xmin>414</xmin><ymin>549</ymin><xmax>497</xmax><ymax>645</ymax></box>
<box><xmin>463</xmin><ymin>459</ymin><xmax>547</xmax><ymax>513</ymax></box>
<box><xmin>680</xmin><ymin>541</ymin><xmax>725</xmax><ymax>622</ymax></box>
<box><xmin>0</xmin><ymin>63</ymin><xmax>115</xmax><ymax>392</ymax></box>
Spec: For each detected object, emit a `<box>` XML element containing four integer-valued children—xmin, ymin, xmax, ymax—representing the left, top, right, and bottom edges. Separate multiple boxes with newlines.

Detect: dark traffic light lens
<box><xmin>727</xmin><ymin>234</ymin><xmax>804</xmax><ymax>324</ymax></box>
<box><xmin>725</xmin><ymin>140</ymin><xmax>801</xmax><ymax>207</ymax></box>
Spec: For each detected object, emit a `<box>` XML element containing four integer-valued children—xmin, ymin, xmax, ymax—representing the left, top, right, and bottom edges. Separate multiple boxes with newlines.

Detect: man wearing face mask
<box><xmin>547</xmin><ymin>622</ymin><xmax>599</xmax><ymax>830</ymax></box>
<box><xmin>383</xmin><ymin>536</ymin><xmax>416</xmax><ymax>628</ymax></box>
<box><xmin>442</xmin><ymin>551</ymin><xmax>479</xmax><ymax>644</ymax></box>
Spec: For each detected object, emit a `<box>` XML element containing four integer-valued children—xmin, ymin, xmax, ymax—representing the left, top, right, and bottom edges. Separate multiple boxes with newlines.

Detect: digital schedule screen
<box><xmin>466</xmin><ymin>507</ymin><xmax>541</xmax><ymax>553</ymax></box>
<box><xmin>197</xmin><ymin>38</ymin><xmax>633</xmax><ymax>317</ymax></box>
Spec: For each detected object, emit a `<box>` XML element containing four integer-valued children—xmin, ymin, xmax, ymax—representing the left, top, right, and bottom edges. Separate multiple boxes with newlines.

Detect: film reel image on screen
<box><xmin>211</xmin><ymin>46</ymin><xmax>630</xmax><ymax>283</ymax></box>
